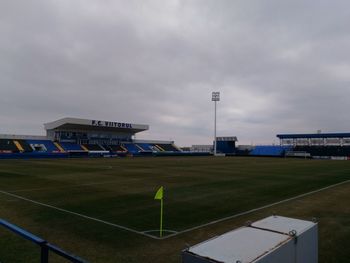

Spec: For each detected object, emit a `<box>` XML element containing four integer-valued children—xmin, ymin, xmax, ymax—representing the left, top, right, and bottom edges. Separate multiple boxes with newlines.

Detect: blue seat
<box><xmin>122</xmin><ymin>143</ymin><xmax>139</xmax><ymax>153</ymax></box>
<box><xmin>136</xmin><ymin>143</ymin><xmax>152</xmax><ymax>151</ymax></box>
<box><xmin>59</xmin><ymin>142</ymin><xmax>83</xmax><ymax>151</ymax></box>
<box><xmin>26</xmin><ymin>140</ymin><xmax>59</xmax><ymax>152</ymax></box>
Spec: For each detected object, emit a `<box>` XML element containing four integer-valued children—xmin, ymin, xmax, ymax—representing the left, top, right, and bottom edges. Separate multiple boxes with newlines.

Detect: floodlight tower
<box><xmin>212</xmin><ymin>92</ymin><xmax>220</xmax><ymax>156</ymax></box>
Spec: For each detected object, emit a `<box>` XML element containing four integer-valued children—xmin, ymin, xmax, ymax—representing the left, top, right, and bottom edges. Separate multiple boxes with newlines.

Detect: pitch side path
<box><xmin>1</xmin><ymin>157</ymin><xmax>350</xmax><ymax>262</ymax></box>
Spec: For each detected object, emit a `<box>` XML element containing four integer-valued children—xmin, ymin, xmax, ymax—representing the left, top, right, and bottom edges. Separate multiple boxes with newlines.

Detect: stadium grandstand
<box><xmin>277</xmin><ymin>132</ymin><xmax>350</xmax><ymax>158</ymax></box>
<box><xmin>3</xmin><ymin>118</ymin><xmax>349</xmax><ymax>159</ymax></box>
<box><xmin>0</xmin><ymin>117</ymin><xmax>181</xmax><ymax>159</ymax></box>
<box><xmin>234</xmin><ymin>133</ymin><xmax>350</xmax><ymax>158</ymax></box>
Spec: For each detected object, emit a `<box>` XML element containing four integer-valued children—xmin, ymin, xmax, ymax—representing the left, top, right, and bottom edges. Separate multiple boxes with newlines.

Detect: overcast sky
<box><xmin>1</xmin><ymin>0</ymin><xmax>350</xmax><ymax>146</ymax></box>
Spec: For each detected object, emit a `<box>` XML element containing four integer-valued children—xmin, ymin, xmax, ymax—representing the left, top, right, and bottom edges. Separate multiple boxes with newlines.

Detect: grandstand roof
<box><xmin>277</xmin><ymin>133</ymin><xmax>350</xmax><ymax>139</ymax></box>
<box><xmin>44</xmin><ymin>117</ymin><xmax>149</xmax><ymax>134</ymax></box>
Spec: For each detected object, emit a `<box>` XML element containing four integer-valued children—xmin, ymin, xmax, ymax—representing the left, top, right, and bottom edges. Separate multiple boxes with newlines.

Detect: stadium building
<box><xmin>0</xmin><ymin>117</ymin><xmax>181</xmax><ymax>158</ymax></box>
<box><xmin>3</xmin><ymin>118</ymin><xmax>348</xmax><ymax>159</ymax></box>
<box><xmin>235</xmin><ymin>132</ymin><xmax>350</xmax><ymax>158</ymax></box>
<box><xmin>277</xmin><ymin>132</ymin><xmax>350</xmax><ymax>158</ymax></box>
<box><xmin>191</xmin><ymin>137</ymin><xmax>237</xmax><ymax>153</ymax></box>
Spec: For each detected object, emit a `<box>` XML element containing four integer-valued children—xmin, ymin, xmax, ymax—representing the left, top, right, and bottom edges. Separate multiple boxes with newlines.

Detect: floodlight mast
<box><xmin>212</xmin><ymin>92</ymin><xmax>220</xmax><ymax>156</ymax></box>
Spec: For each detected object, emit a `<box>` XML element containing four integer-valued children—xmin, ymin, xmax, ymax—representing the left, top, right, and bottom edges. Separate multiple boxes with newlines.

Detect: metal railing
<box><xmin>0</xmin><ymin>219</ymin><xmax>87</xmax><ymax>263</ymax></box>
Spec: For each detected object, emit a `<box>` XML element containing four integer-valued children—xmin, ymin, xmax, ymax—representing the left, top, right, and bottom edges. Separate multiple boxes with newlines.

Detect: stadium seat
<box><xmin>25</xmin><ymin>140</ymin><xmax>60</xmax><ymax>152</ymax></box>
<box><xmin>105</xmin><ymin>145</ymin><xmax>127</xmax><ymax>152</ymax></box>
<box><xmin>0</xmin><ymin>139</ymin><xmax>19</xmax><ymax>153</ymax></box>
<box><xmin>81</xmin><ymin>144</ymin><xmax>105</xmax><ymax>151</ymax></box>
<box><xmin>293</xmin><ymin>146</ymin><xmax>350</xmax><ymax>157</ymax></box>
<box><xmin>122</xmin><ymin>143</ymin><xmax>140</xmax><ymax>154</ymax></box>
<box><xmin>16</xmin><ymin>140</ymin><xmax>33</xmax><ymax>152</ymax></box>
<box><xmin>155</xmin><ymin>144</ymin><xmax>180</xmax><ymax>152</ymax></box>
<box><xmin>59</xmin><ymin>142</ymin><xmax>83</xmax><ymax>151</ymax></box>
<box><xmin>136</xmin><ymin>143</ymin><xmax>153</xmax><ymax>151</ymax></box>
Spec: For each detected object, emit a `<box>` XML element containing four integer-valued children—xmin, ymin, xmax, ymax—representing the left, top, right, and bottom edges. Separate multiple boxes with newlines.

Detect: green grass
<box><xmin>0</xmin><ymin>156</ymin><xmax>350</xmax><ymax>262</ymax></box>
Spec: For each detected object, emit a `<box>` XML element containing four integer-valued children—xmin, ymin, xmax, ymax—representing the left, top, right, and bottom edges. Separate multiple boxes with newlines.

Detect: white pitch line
<box><xmin>0</xmin><ymin>189</ymin><xmax>159</xmax><ymax>240</ymax></box>
<box><xmin>9</xmin><ymin>182</ymin><xmax>115</xmax><ymax>193</ymax></box>
<box><xmin>143</xmin><ymin>229</ymin><xmax>178</xmax><ymax>234</ymax></box>
<box><xmin>9</xmin><ymin>178</ymin><xmax>143</xmax><ymax>193</ymax></box>
<box><xmin>160</xmin><ymin>178</ymin><xmax>350</xmax><ymax>240</ymax></box>
<box><xmin>8</xmin><ymin>173</ymin><xmax>187</xmax><ymax>193</ymax></box>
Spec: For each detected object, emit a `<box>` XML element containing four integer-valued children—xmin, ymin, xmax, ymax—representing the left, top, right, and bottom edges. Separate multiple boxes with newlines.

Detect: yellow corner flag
<box><xmin>154</xmin><ymin>186</ymin><xmax>163</xmax><ymax>200</ymax></box>
<box><xmin>154</xmin><ymin>186</ymin><xmax>164</xmax><ymax>237</ymax></box>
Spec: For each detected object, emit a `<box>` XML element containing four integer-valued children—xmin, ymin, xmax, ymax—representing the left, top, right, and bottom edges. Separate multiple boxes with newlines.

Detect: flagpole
<box><xmin>154</xmin><ymin>186</ymin><xmax>164</xmax><ymax>238</ymax></box>
<box><xmin>160</xmin><ymin>198</ymin><xmax>163</xmax><ymax>237</ymax></box>
<box><xmin>212</xmin><ymin>92</ymin><xmax>220</xmax><ymax>156</ymax></box>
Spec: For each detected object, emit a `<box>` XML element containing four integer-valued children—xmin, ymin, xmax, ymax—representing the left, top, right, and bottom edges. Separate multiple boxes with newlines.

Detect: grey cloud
<box><xmin>1</xmin><ymin>0</ymin><xmax>350</xmax><ymax>146</ymax></box>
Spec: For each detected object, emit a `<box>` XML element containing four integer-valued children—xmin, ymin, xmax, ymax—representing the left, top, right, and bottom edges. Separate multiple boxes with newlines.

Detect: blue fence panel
<box><xmin>250</xmin><ymin>146</ymin><xmax>292</xmax><ymax>156</ymax></box>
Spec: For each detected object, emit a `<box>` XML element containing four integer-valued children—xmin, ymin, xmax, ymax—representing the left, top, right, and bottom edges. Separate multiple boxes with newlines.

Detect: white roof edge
<box><xmin>133</xmin><ymin>139</ymin><xmax>174</xmax><ymax>144</ymax></box>
<box><xmin>44</xmin><ymin>117</ymin><xmax>149</xmax><ymax>130</ymax></box>
<box><xmin>0</xmin><ymin>134</ymin><xmax>48</xmax><ymax>140</ymax></box>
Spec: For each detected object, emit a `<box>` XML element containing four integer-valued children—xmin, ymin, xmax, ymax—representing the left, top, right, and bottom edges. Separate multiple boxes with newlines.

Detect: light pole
<box><xmin>212</xmin><ymin>92</ymin><xmax>220</xmax><ymax>156</ymax></box>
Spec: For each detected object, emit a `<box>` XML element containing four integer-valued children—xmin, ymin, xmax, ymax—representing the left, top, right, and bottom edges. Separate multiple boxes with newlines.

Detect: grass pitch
<box><xmin>0</xmin><ymin>156</ymin><xmax>350</xmax><ymax>262</ymax></box>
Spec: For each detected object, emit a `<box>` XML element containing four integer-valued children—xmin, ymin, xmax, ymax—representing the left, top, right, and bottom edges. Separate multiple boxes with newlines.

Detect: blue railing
<box><xmin>0</xmin><ymin>219</ymin><xmax>87</xmax><ymax>263</ymax></box>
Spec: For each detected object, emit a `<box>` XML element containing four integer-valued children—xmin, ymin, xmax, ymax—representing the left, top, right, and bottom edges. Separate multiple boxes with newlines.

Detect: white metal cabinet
<box><xmin>251</xmin><ymin>215</ymin><xmax>318</xmax><ymax>263</ymax></box>
<box><xmin>182</xmin><ymin>216</ymin><xmax>318</xmax><ymax>263</ymax></box>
